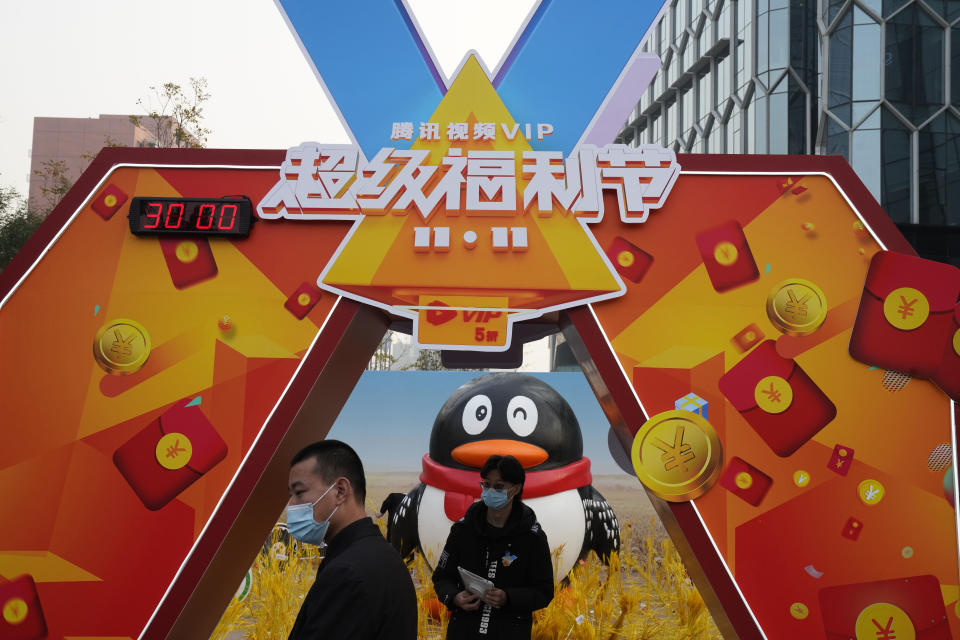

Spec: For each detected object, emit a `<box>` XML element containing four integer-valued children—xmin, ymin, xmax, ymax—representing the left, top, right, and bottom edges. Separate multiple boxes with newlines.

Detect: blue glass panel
<box><xmin>883</xmin><ymin>0</ymin><xmax>912</xmax><ymax>18</ymax></box>
<box><xmin>885</xmin><ymin>6</ymin><xmax>944</xmax><ymax>126</ymax></box>
<box><xmin>881</xmin><ymin>108</ymin><xmax>913</xmax><ymax>223</ymax></box>
<box><xmin>923</xmin><ymin>0</ymin><xmax>960</xmax><ymax>23</ymax></box>
<box><xmin>826</xmin><ymin>115</ymin><xmax>849</xmax><ymax>159</ymax></box>
<box><xmin>918</xmin><ymin>113</ymin><xmax>960</xmax><ymax>225</ymax></box>
<box><xmin>829</xmin><ymin>9</ymin><xmax>853</xmax><ymax>125</ymax></box>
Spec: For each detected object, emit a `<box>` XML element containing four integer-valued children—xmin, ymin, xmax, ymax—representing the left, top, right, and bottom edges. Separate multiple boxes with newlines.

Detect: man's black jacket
<box><xmin>288</xmin><ymin>517</ymin><xmax>417</xmax><ymax>639</ymax></box>
<box><xmin>432</xmin><ymin>500</ymin><xmax>555</xmax><ymax>639</ymax></box>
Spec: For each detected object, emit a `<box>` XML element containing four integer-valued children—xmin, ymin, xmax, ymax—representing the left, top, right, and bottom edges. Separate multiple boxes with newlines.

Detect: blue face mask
<box><xmin>481</xmin><ymin>487</ymin><xmax>510</xmax><ymax>510</ymax></box>
<box><xmin>287</xmin><ymin>483</ymin><xmax>339</xmax><ymax>546</ymax></box>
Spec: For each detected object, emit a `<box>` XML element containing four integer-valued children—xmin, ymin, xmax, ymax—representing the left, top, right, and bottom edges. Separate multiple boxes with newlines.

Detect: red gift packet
<box><xmin>0</xmin><ymin>575</ymin><xmax>47</xmax><ymax>640</ymax></box>
<box><xmin>113</xmin><ymin>400</ymin><xmax>227</xmax><ymax>510</ymax></box>
<box><xmin>695</xmin><ymin>220</ymin><xmax>760</xmax><ymax>292</ymax></box>
<box><xmin>719</xmin><ymin>340</ymin><xmax>836</xmax><ymax>457</ymax></box>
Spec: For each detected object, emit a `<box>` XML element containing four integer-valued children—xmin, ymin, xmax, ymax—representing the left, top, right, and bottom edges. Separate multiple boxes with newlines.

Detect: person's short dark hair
<box><xmin>291</xmin><ymin>440</ymin><xmax>366</xmax><ymax>504</ymax></box>
<box><xmin>481</xmin><ymin>455</ymin><xmax>525</xmax><ymax>499</ymax></box>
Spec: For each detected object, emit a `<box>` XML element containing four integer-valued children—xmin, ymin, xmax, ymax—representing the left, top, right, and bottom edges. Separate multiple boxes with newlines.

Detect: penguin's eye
<box><xmin>506</xmin><ymin>396</ymin><xmax>538</xmax><ymax>437</ymax></box>
<box><xmin>462</xmin><ymin>394</ymin><xmax>492</xmax><ymax>435</ymax></box>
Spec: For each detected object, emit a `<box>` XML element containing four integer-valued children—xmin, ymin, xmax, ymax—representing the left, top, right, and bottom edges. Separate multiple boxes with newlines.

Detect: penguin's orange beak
<box><xmin>451</xmin><ymin>439</ymin><xmax>549</xmax><ymax>469</ymax></box>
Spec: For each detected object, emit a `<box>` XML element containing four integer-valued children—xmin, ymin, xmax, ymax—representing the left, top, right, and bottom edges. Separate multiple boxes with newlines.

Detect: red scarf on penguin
<box><xmin>420</xmin><ymin>454</ymin><xmax>593</xmax><ymax>521</ymax></box>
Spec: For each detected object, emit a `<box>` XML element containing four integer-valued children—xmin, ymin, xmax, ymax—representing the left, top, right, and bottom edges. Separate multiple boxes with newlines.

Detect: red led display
<box><xmin>128</xmin><ymin>197</ymin><xmax>253</xmax><ymax>237</ymax></box>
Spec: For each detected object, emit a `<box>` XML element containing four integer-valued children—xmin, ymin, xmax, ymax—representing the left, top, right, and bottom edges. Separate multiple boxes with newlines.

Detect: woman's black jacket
<box><xmin>432</xmin><ymin>499</ymin><xmax>554</xmax><ymax>639</ymax></box>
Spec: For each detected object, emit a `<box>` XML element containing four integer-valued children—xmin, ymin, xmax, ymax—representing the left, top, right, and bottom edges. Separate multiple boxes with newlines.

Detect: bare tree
<box><xmin>31</xmin><ymin>135</ymin><xmax>124</xmax><ymax>216</ymax></box>
<box><xmin>130</xmin><ymin>77</ymin><xmax>211</xmax><ymax>148</ymax></box>
<box><xmin>0</xmin><ymin>185</ymin><xmax>42</xmax><ymax>272</ymax></box>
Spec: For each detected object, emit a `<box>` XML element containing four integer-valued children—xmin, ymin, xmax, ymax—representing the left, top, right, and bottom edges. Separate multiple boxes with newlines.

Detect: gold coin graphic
<box><xmin>175</xmin><ymin>240</ymin><xmax>199</xmax><ymax>263</ymax></box>
<box><xmin>883</xmin><ymin>287</ymin><xmax>929</xmax><ymax>330</ymax></box>
<box><xmin>952</xmin><ymin>328</ymin><xmax>960</xmax><ymax>356</ymax></box>
<box><xmin>713</xmin><ymin>241</ymin><xmax>738</xmax><ymax>266</ymax></box>
<box><xmin>735</xmin><ymin>472</ymin><xmax>753</xmax><ymax>489</ymax></box>
<box><xmin>766</xmin><ymin>278</ymin><xmax>828</xmax><ymax>336</ymax></box>
<box><xmin>297</xmin><ymin>292</ymin><xmax>313</xmax><ymax>306</ymax></box>
<box><xmin>617</xmin><ymin>250</ymin><xmax>635</xmax><ymax>267</ymax></box>
<box><xmin>858</xmin><ymin>478</ymin><xmax>885</xmax><ymax>505</ymax></box>
<box><xmin>755</xmin><ymin>375</ymin><xmax>793</xmax><ymax>413</ymax></box>
<box><xmin>631</xmin><ymin>410</ymin><xmax>722</xmax><ymax>502</ymax></box>
<box><xmin>2</xmin><ymin>597</ymin><xmax>28</xmax><ymax>624</ymax></box>
<box><xmin>855</xmin><ymin>602</ymin><xmax>915</xmax><ymax>640</ymax></box>
<box><xmin>93</xmin><ymin>319</ymin><xmax>151</xmax><ymax>375</ymax></box>
<box><xmin>104</xmin><ymin>194</ymin><xmax>117</xmax><ymax>208</ymax></box>
<box><xmin>901</xmin><ymin>546</ymin><xmax>914</xmax><ymax>559</ymax></box>
<box><xmin>789</xmin><ymin>602</ymin><xmax>808</xmax><ymax>620</ymax></box>
<box><xmin>156</xmin><ymin>432</ymin><xmax>193</xmax><ymax>470</ymax></box>
<box><xmin>793</xmin><ymin>470</ymin><xmax>810</xmax><ymax>487</ymax></box>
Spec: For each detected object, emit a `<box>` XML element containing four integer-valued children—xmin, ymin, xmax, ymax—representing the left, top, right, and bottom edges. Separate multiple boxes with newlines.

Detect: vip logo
<box><xmin>425</xmin><ymin>301</ymin><xmax>457</xmax><ymax>326</ymax></box>
<box><xmin>255</xmin><ymin>53</ymin><xmax>673</xmax><ymax>352</ymax></box>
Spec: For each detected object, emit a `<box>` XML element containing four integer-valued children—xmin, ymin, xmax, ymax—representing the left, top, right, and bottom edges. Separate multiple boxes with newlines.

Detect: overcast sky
<box><xmin>0</xmin><ymin>0</ymin><xmax>537</xmax><ymax>194</ymax></box>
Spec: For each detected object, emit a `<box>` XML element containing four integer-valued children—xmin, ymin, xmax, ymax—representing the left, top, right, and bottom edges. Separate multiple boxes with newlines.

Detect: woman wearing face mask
<box><xmin>432</xmin><ymin>455</ymin><xmax>554</xmax><ymax>640</ymax></box>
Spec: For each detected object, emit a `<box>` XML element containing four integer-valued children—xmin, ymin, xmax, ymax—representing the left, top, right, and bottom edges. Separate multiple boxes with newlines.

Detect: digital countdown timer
<box><xmin>127</xmin><ymin>197</ymin><xmax>254</xmax><ymax>237</ymax></box>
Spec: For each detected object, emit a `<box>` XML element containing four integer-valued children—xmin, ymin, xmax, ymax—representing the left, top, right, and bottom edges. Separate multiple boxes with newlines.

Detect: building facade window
<box><xmin>620</xmin><ymin>0</ymin><xmax>960</xmax><ymax>227</ymax></box>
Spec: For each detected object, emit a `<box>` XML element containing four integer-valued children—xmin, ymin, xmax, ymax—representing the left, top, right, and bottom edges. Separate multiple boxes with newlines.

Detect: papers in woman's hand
<box><xmin>458</xmin><ymin>566</ymin><xmax>494</xmax><ymax>597</ymax></box>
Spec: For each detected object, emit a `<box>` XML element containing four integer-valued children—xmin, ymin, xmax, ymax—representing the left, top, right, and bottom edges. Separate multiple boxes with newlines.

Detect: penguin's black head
<box><xmin>429</xmin><ymin>373</ymin><xmax>584</xmax><ymax>471</ymax></box>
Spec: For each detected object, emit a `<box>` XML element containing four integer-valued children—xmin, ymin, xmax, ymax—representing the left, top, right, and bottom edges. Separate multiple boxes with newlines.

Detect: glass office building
<box><xmin>617</xmin><ymin>0</ymin><xmax>960</xmax><ymax>265</ymax></box>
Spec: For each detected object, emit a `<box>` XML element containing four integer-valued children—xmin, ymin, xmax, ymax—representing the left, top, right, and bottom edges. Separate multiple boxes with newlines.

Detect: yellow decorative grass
<box><xmin>211</xmin><ymin>517</ymin><xmax>721</xmax><ymax>639</ymax></box>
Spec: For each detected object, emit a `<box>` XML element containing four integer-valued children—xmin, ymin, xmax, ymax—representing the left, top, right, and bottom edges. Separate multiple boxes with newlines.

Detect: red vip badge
<box><xmin>695</xmin><ymin>220</ymin><xmax>760</xmax><ymax>292</ymax></box>
<box><xmin>159</xmin><ymin>237</ymin><xmax>218</xmax><ymax>289</ymax></box>
<box><xmin>819</xmin><ymin>575</ymin><xmax>951</xmax><ymax>639</ymax></box>
<box><xmin>732</xmin><ymin>323</ymin><xmax>765</xmax><ymax>352</ymax></box>
<box><xmin>425</xmin><ymin>300</ymin><xmax>457</xmax><ymax>326</ymax></box>
<box><xmin>828</xmin><ymin>444</ymin><xmax>855</xmax><ymax>476</ymax></box>
<box><xmin>841</xmin><ymin>516</ymin><xmax>863</xmax><ymax>541</ymax></box>
<box><xmin>718</xmin><ymin>340</ymin><xmax>837</xmax><ymax>457</ymax></box>
<box><xmin>849</xmin><ymin>251</ymin><xmax>960</xmax><ymax>378</ymax></box>
<box><xmin>113</xmin><ymin>400</ymin><xmax>227</xmax><ymax>510</ymax></box>
<box><xmin>719</xmin><ymin>457</ymin><xmax>772</xmax><ymax>506</ymax></box>
<box><xmin>90</xmin><ymin>183</ymin><xmax>128</xmax><ymax>220</ymax></box>
<box><xmin>284</xmin><ymin>281</ymin><xmax>322</xmax><ymax>319</ymax></box>
<box><xmin>0</xmin><ymin>575</ymin><xmax>47</xmax><ymax>640</ymax></box>
<box><xmin>606</xmin><ymin>236</ymin><xmax>654</xmax><ymax>283</ymax></box>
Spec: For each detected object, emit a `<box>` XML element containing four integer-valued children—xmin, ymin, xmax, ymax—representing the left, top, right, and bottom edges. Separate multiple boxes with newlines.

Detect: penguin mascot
<box><xmin>388</xmin><ymin>372</ymin><xmax>620</xmax><ymax>579</ymax></box>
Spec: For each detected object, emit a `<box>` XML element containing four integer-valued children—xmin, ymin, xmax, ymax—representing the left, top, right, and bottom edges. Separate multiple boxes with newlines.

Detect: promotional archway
<box><xmin>1</xmin><ymin>3</ymin><xmax>958</xmax><ymax>639</ymax></box>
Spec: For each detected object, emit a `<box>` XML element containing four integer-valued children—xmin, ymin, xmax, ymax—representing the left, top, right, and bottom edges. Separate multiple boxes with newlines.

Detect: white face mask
<box><xmin>286</xmin><ymin>483</ymin><xmax>339</xmax><ymax>546</ymax></box>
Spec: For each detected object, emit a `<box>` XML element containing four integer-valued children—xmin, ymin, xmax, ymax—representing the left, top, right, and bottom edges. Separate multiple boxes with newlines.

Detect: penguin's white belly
<box><xmin>525</xmin><ymin>491</ymin><xmax>585</xmax><ymax>579</ymax></box>
<box><xmin>417</xmin><ymin>486</ymin><xmax>455</xmax><ymax>567</ymax></box>
<box><xmin>417</xmin><ymin>485</ymin><xmax>585</xmax><ymax>579</ymax></box>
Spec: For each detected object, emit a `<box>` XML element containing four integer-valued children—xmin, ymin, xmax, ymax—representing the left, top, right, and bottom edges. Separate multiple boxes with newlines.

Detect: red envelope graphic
<box><xmin>113</xmin><ymin>400</ymin><xmax>227</xmax><ymax>510</ymax></box>
<box><xmin>0</xmin><ymin>575</ymin><xmax>47</xmax><ymax>640</ymax></box>
<box><xmin>284</xmin><ymin>281</ymin><xmax>323</xmax><ymax>319</ymax></box>
<box><xmin>931</xmin><ymin>304</ymin><xmax>960</xmax><ymax>401</ymax></box>
<box><xmin>828</xmin><ymin>443</ymin><xmax>855</xmax><ymax>476</ymax></box>
<box><xmin>695</xmin><ymin>220</ymin><xmax>760</xmax><ymax>292</ymax></box>
<box><xmin>841</xmin><ymin>516</ymin><xmax>862</xmax><ymax>541</ymax></box>
<box><xmin>819</xmin><ymin>575</ymin><xmax>951</xmax><ymax>639</ymax></box>
<box><xmin>606</xmin><ymin>236</ymin><xmax>654</xmax><ymax>283</ymax></box>
<box><xmin>849</xmin><ymin>251</ymin><xmax>960</xmax><ymax>378</ymax></box>
<box><xmin>719</xmin><ymin>457</ymin><xmax>772</xmax><ymax>506</ymax></box>
<box><xmin>90</xmin><ymin>183</ymin><xmax>128</xmax><ymax>220</ymax></box>
<box><xmin>732</xmin><ymin>323</ymin><xmax>764</xmax><ymax>352</ymax></box>
<box><xmin>718</xmin><ymin>340</ymin><xmax>837</xmax><ymax>457</ymax></box>
<box><xmin>158</xmin><ymin>237</ymin><xmax>218</xmax><ymax>289</ymax></box>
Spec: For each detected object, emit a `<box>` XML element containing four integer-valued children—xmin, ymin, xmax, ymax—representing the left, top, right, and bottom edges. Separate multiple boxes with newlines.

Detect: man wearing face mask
<box><xmin>432</xmin><ymin>455</ymin><xmax>554</xmax><ymax>639</ymax></box>
<box><xmin>286</xmin><ymin>440</ymin><xmax>417</xmax><ymax>640</ymax></box>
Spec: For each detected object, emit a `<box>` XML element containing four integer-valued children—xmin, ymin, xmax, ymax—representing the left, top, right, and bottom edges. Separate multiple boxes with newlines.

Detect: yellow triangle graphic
<box><xmin>322</xmin><ymin>55</ymin><xmax>621</xmax><ymax>313</ymax></box>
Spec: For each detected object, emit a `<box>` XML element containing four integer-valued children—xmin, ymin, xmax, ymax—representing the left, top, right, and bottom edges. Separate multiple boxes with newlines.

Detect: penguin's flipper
<box><xmin>578</xmin><ymin>485</ymin><xmax>621</xmax><ymax>562</ymax></box>
<box><xmin>388</xmin><ymin>483</ymin><xmax>425</xmax><ymax>561</ymax></box>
